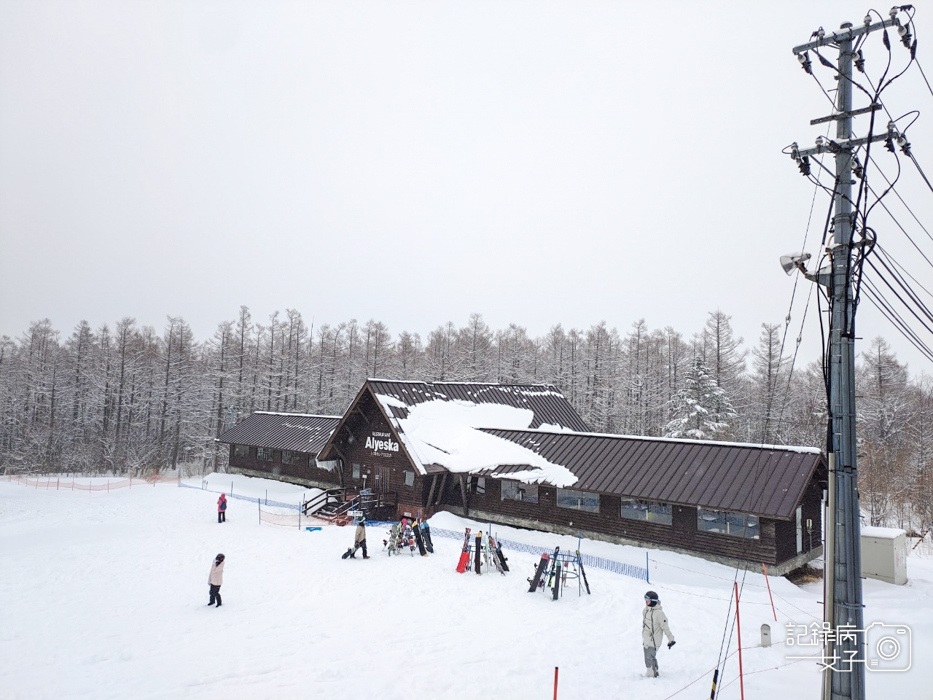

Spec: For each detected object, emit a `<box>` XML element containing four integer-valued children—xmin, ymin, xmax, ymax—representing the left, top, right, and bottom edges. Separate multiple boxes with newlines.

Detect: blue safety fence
<box><xmin>179</xmin><ymin>481</ymin><xmax>301</xmax><ymax>510</ymax></box>
<box><xmin>429</xmin><ymin>526</ymin><xmax>648</xmax><ymax>582</ymax></box>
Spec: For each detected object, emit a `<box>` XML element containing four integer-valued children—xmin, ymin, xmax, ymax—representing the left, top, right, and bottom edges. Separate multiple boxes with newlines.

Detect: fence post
<box><xmin>761</xmin><ymin>562</ymin><xmax>777</xmax><ymax>622</ymax></box>
<box><xmin>56</xmin><ymin>477</ymin><xmax>59</xmax><ymax>490</ymax></box>
<box><xmin>258</xmin><ymin>497</ymin><xmax>261</xmax><ymax>524</ymax></box>
<box><xmin>298</xmin><ymin>499</ymin><xmax>302</xmax><ymax>530</ymax></box>
<box><xmin>734</xmin><ymin>581</ymin><xmax>745</xmax><ymax>700</ymax></box>
<box><xmin>646</xmin><ymin>552</ymin><xmax>650</xmax><ymax>583</ymax></box>
<box><xmin>107</xmin><ymin>479</ymin><xmax>110</xmax><ymax>493</ymax></box>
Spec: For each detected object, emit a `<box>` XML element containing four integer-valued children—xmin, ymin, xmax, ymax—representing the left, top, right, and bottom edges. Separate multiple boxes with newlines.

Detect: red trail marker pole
<box><xmin>762</xmin><ymin>562</ymin><xmax>777</xmax><ymax>621</ymax></box>
<box><xmin>734</xmin><ymin>581</ymin><xmax>745</xmax><ymax>700</ymax></box>
<box><xmin>553</xmin><ymin>666</ymin><xmax>559</xmax><ymax>700</ymax></box>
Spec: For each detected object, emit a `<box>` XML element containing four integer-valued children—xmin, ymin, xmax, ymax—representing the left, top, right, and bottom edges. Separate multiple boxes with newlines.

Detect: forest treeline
<box><xmin>1</xmin><ymin>308</ymin><xmax>930</xmax><ymax>529</ymax></box>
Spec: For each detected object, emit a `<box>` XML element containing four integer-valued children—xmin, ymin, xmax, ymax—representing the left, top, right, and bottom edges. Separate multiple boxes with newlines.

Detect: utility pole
<box><xmin>789</xmin><ymin>12</ymin><xmax>907</xmax><ymax>700</ymax></box>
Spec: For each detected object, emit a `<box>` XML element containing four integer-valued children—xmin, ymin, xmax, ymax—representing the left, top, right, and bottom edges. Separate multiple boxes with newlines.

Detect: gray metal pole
<box><xmin>828</xmin><ymin>23</ymin><xmax>865</xmax><ymax>700</ymax></box>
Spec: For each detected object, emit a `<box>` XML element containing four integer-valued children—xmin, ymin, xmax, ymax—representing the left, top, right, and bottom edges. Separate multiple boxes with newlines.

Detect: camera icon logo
<box><xmin>864</xmin><ymin>622</ymin><xmax>911</xmax><ymax>672</ymax></box>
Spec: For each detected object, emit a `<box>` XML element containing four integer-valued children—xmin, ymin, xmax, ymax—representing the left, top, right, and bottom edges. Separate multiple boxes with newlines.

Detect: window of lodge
<box><xmin>620</xmin><ymin>499</ymin><xmax>673</xmax><ymax>525</ymax></box>
<box><xmin>500</xmin><ymin>480</ymin><xmax>538</xmax><ymax>503</ymax></box>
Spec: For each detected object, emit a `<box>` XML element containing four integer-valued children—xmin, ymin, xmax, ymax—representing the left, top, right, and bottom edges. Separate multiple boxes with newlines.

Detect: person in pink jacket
<box><xmin>217</xmin><ymin>493</ymin><xmax>227</xmax><ymax>523</ymax></box>
<box><xmin>208</xmin><ymin>553</ymin><xmax>225</xmax><ymax>607</ymax></box>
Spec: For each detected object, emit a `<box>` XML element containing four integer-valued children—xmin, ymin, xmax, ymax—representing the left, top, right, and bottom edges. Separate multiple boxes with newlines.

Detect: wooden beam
<box><xmin>458</xmin><ymin>474</ymin><xmax>470</xmax><ymax>516</ymax></box>
<box><xmin>426</xmin><ymin>474</ymin><xmax>438</xmax><ymax>507</ymax></box>
<box><xmin>332</xmin><ymin>445</ymin><xmax>349</xmax><ymax>488</ymax></box>
<box><xmin>435</xmin><ymin>473</ymin><xmax>448</xmax><ymax>506</ymax></box>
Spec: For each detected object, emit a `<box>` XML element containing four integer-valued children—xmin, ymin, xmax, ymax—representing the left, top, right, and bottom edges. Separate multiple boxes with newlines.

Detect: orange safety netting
<box><xmin>2</xmin><ymin>474</ymin><xmax>179</xmax><ymax>491</ymax></box>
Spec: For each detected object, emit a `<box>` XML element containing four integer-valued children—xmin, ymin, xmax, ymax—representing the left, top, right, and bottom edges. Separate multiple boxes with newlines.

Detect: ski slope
<box><xmin>1</xmin><ymin>473</ymin><xmax>930</xmax><ymax>699</ymax></box>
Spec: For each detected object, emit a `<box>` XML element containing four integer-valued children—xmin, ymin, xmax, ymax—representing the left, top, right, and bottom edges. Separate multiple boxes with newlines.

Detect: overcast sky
<box><xmin>1</xmin><ymin>1</ymin><xmax>931</xmax><ymax>373</ymax></box>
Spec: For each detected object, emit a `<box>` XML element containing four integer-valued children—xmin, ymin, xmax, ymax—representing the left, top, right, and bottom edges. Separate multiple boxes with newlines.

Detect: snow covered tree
<box><xmin>857</xmin><ymin>337</ymin><xmax>913</xmax><ymax>526</ymax></box>
<box><xmin>664</xmin><ymin>358</ymin><xmax>737</xmax><ymax>440</ymax></box>
<box><xmin>748</xmin><ymin>322</ymin><xmax>791</xmax><ymax>444</ymax></box>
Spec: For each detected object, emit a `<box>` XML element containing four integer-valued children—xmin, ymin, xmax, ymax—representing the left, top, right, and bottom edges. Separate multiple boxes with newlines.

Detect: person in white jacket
<box><xmin>642</xmin><ymin>590</ymin><xmax>675</xmax><ymax>677</ymax></box>
<box><xmin>208</xmin><ymin>553</ymin><xmax>225</xmax><ymax>607</ymax></box>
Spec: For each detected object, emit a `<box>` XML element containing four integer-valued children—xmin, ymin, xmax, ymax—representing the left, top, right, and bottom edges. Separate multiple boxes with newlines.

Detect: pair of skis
<box><xmin>453</xmin><ymin>528</ymin><xmax>484</xmax><ymax>574</ymax></box>
<box><xmin>488</xmin><ymin>532</ymin><xmax>509</xmax><ymax>573</ymax></box>
<box><xmin>455</xmin><ymin>528</ymin><xmax>472</xmax><ymax>572</ymax></box>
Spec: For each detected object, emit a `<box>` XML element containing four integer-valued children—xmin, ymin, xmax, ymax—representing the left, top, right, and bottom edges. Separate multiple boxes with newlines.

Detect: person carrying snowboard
<box><xmin>217</xmin><ymin>493</ymin><xmax>227</xmax><ymax>523</ymax></box>
<box><xmin>343</xmin><ymin>517</ymin><xmax>370</xmax><ymax>559</ymax></box>
<box><xmin>208</xmin><ymin>553</ymin><xmax>225</xmax><ymax>607</ymax></box>
<box><xmin>353</xmin><ymin>517</ymin><xmax>369</xmax><ymax>558</ymax></box>
<box><xmin>642</xmin><ymin>590</ymin><xmax>675</xmax><ymax>677</ymax></box>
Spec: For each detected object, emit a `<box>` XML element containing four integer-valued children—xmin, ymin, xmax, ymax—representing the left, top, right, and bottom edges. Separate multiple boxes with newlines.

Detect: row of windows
<box><xmin>498</xmin><ymin>480</ymin><xmax>759</xmax><ymax>539</ymax></box>
<box><xmin>231</xmin><ymin>445</ymin><xmax>307</xmax><ymax>467</ymax></box>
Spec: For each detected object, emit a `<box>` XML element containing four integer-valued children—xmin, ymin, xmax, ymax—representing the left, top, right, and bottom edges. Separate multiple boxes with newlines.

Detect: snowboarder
<box><xmin>642</xmin><ymin>590</ymin><xmax>675</xmax><ymax>677</ymax></box>
<box><xmin>208</xmin><ymin>553</ymin><xmax>225</xmax><ymax>607</ymax></box>
<box><xmin>352</xmin><ymin>517</ymin><xmax>369</xmax><ymax>559</ymax></box>
<box><xmin>217</xmin><ymin>493</ymin><xmax>227</xmax><ymax>523</ymax></box>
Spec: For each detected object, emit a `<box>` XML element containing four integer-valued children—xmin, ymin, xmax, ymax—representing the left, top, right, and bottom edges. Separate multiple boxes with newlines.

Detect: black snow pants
<box><xmin>209</xmin><ymin>584</ymin><xmax>222</xmax><ymax>606</ymax></box>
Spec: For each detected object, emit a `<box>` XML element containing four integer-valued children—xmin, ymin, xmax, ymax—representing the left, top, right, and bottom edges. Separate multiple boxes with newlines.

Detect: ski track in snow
<box><xmin>1</xmin><ymin>473</ymin><xmax>931</xmax><ymax>699</ymax></box>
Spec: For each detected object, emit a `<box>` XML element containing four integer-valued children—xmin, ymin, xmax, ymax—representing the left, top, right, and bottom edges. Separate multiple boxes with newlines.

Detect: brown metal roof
<box><xmin>367</xmin><ymin>380</ymin><xmax>590</xmax><ymax>431</ymax></box>
<box><xmin>480</xmin><ymin>429</ymin><xmax>824</xmax><ymax>520</ymax></box>
<box><xmin>217</xmin><ymin>412</ymin><xmax>341</xmax><ymax>455</ymax></box>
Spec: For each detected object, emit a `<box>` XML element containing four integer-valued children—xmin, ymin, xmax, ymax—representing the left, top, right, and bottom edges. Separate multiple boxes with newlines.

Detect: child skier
<box><xmin>642</xmin><ymin>590</ymin><xmax>675</xmax><ymax>677</ymax></box>
<box><xmin>217</xmin><ymin>493</ymin><xmax>227</xmax><ymax>523</ymax></box>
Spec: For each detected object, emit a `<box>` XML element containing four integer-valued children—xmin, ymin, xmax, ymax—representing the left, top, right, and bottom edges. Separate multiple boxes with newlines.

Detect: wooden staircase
<box><xmin>302</xmin><ymin>488</ymin><xmax>397</xmax><ymax>525</ymax></box>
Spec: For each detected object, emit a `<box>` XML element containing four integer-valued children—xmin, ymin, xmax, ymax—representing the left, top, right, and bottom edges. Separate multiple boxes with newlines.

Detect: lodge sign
<box><xmin>366</xmin><ymin>431</ymin><xmax>399</xmax><ymax>454</ymax></box>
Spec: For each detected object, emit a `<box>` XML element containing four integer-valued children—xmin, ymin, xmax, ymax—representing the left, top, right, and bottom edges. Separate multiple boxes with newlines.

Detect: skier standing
<box><xmin>642</xmin><ymin>590</ymin><xmax>675</xmax><ymax>677</ymax></box>
<box><xmin>208</xmin><ymin>553</ymin><xmax>225</xmax><ymax>607</ymax></box>
<box><xmin>217</xmin><ymin>493</ymin><xmax>227</xmax><ymax>523</ymax></box>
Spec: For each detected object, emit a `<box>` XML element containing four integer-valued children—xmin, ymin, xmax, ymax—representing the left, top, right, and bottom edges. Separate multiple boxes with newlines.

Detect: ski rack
<box><xmin>529</xmin><ymin>543</ymin><xmax>591</xmax><ymax>600</ymax></box>
<box><xmin>453</xmin><ymin>527</ymin><xmax>510</xmax><ymax>576</ymax></box>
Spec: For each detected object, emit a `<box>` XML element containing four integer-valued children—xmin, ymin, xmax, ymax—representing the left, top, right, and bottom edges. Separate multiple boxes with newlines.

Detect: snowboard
<box><xmin>384</xmin><ymin>522</ymin><xmax>400</xmax><ymax>555</ymax></box>
<box><xmin>456</xmin><ymin>528</ymin><xmax>472</xmax><ymax>573</ymax></box>
<box><xmin>553</xmin><ymin>561</ymin><xmax>562</xmax><ymax>599</ymax></box>
<box><xmin>527</xmin><ymin>552</ymin><xmax>549</xmax><ymax>592</ymax></box>
<box><xmin>342</xmin><ymin>546</ymin><xmax>357</xmax><ymax>560</ymax></box>
<box><xmin>421</xmin><ymin>521</ymin><xmax>434</xmax><ymax>553</ymax></box>
<box><xmin>545</xmin><ymin>547</ymin><xmax>560</xmax><ymax>589</ymax></box>
<box><xmin>474</xmin><ymin>531</ymin><xmax>483</xmax><ymax>574</ymax></box>
<box><xmin>412</xmin><ymin>519</ymin><xmax>428</xmax><ymax>556</ymax></box>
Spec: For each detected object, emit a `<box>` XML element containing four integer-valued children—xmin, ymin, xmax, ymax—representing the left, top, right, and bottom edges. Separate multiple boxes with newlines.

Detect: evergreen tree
<box><xmin>664</xmin><ymin>358</ymin><xmax>737</xmax><ymax>440</ymax></box>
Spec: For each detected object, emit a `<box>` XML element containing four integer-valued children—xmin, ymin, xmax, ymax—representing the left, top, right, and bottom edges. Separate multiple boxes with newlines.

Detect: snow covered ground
<box><xmin>1</xmin><ymin>473</ymin><xmax>930</xmax><ymax>699</ymax></box>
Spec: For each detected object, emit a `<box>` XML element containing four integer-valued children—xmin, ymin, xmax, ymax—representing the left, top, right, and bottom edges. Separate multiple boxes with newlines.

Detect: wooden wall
<box><xmin>227</xmin><ymin>444</ymin><xmax>341</xmax><ymax>489</ymax></box>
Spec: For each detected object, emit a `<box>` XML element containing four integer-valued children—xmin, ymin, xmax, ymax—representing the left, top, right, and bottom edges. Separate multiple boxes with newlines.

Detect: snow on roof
<box><xmin>255</xmin><ymin>411</ymin><xmax>341</xmax><ymax>419</ymax></box>
<box><xmin>377</xmin><ymin>395</ymin><xmax>578</xmax><ymax>487</ymax></box>
<box><xmin>861</xmin><ymin>526</ymin><xmax>906</xmax><ymax>539</ymax></box>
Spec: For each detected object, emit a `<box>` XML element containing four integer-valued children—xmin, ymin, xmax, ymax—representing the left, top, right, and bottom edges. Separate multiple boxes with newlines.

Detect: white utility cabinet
<box><xmin>860</xmin><ymin>526</ymin><xmax>907</xmax><ymax>585</ymax></box>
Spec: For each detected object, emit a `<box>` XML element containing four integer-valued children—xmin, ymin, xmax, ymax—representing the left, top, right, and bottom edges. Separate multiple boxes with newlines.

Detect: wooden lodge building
<box><xmin>219</xmin><ymin>379</ymin><xmax>826</xmax><ymax>573</ymax></box>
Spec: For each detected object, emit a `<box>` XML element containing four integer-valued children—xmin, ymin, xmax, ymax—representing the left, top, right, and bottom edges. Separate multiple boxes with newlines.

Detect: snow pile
<box><xmin>379</xmin><ymin>396</ymin><xmax>578</xmax><ymax>486</ymax></box>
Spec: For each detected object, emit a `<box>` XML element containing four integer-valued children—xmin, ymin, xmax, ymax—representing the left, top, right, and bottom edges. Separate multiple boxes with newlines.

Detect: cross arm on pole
<box><xmin>792</xmin><ymin>18</ymin><xmax>898</xmax><ymax>55</ymax></box>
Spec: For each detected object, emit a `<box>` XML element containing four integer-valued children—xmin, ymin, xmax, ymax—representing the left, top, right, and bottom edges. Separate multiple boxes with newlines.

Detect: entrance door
<box><xmin>374</xmin><ymin>466</ymin><xmax>391</xmax><ymax>495</ymax></box>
